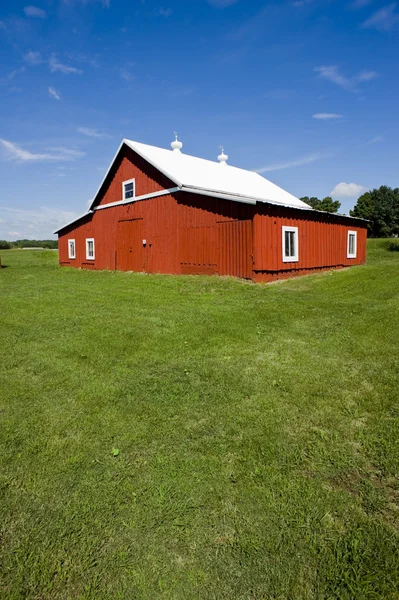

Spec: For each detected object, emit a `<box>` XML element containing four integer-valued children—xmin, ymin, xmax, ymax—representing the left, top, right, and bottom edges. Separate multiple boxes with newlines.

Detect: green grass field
<box><xmin>1</xmin><ymin>240</ymin><xmax>398</xmax><ymax>599</ymax></box>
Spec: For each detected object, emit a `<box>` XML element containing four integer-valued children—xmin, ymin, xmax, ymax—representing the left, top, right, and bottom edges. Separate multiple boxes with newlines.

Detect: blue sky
<box><xmin>0</xmin><ymin>0</ymin><xmax>398</xmax><ymax>239</ymax></box>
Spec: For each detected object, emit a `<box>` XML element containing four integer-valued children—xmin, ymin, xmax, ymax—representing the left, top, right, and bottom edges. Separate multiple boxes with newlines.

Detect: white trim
<box><xmin>123</xmin><ymin>140</ymin><xmax>183</xmax><ymax>189</ymax></box>
<box><xmin>88</xmin><ymin>139</ymin><xmax>181</xmax><ymax>211</ymax></box>
<box><xmin>282</xmin><ymin>226</ymin><xmax>299</xmax><ymax>263</ymax></box>
<box><xmin>122</xmin><ymin>178</ymin><xmax>136</xmax><ymax>201</ymax></box>
<box><xmin>94</xmin><ymin>187</ymin><xmax>180</xmax><ymax>211</ymax></box>
<box><xmin>86</xmin><ymin>238</ymin><xmax>95</xmax><ymax>260</ymax></box>
<box><xmin>347</xmin><ymin>230</ymin><xmax>357</xmax><ymax>258</ymax></box>
<box><xmin>180</xmin><ymin>185</ymin><xmax>257</xmax><ymax>205</ymax></box>
<box><xmin>68</xmin><ymin>238</ymin><xmax>76</xmax><ymax>259</ymax></box>
<box><xmin>54</xmin><ymin>210</ymin><xmax>94</xmax><ymax>234</ymax></box>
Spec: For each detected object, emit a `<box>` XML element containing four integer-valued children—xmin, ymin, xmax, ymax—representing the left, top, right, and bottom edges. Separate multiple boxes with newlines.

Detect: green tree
<box><xmin>300</xmin><ymin>196</ymin><xmax>341</xmax><ymax>213</ymax></box>
<box><xmin>350</xmin><ymin>186</ymin><xmax>399</xmax><ymax>237</ymax></box>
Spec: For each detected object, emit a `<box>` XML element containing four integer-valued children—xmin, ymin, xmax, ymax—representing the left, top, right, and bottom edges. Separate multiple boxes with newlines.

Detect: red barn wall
<box><xmin>58</xmin><ymin>143</ymin><xmax>368</xmax><ymax>282</ymax></box>
<box><xmin>96</xmin><ymin>146</ymin><xmax>175</xmax><ymax>207</ymax></box>
<box><xmin>59</xmin><ymin>193</ymin><xmax>180</xmax><ymax>274</ymax></box>
<box><xmin>252</xmin><ymin>206</ymin><xmax>367</xmax><ymax>282</ymax></box>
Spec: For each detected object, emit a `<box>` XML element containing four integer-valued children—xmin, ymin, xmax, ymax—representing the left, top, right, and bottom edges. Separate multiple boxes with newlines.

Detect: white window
<box><xmin>86</xmin><ymin>238</ymin><xmax>95</xmax><ymax>260</ymax></box>
<box><xmin>68</xmin><ymin>239</ymin><xmax>76</xmax><ymax>259</ymax></box>
<box><xmin>347</xmin><ymin>230</ymin><xmax>357</xmax><ymax>258</ymax></box>
<box><xmin>282</xmin><ymin>226</ymin><xmax>299</xmax><ymax>262</ymax></box>
<box><xmin>122</xmin><ymin>178</ymin><xmax>135</xmax><ymax>200</ymax></box>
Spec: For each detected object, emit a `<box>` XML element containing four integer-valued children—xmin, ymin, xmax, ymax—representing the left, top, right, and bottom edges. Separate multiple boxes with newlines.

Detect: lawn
<box><xmin>1</xmin><ymin>240</ymin><xmax>398</xmax><ymax>600</ymax></box>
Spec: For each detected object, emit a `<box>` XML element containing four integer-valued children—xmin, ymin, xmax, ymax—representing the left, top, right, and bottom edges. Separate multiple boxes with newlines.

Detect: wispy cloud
<box><xmin>0</xmin><ymin>206</ymin><xmax>82</xmax><ymax>240</ymax></box>
<box><xmin>24</xmin><ymin>50</ymin><xmax>43</xmax><ymax>65</ymax></box>
<box><xmin>48</xmin><ymin>86</ymin><xmax>61</xmax><ymax>100</ymax></box>
<box><xmin>77</xmin><ymin>127</ymin><xmax>111</xmax><ymax>139</ymax></box>
<box><xmin>365</xmin><ymin>135</ymin><xmax>384</xmax><ymax>145</ymax></box>
<box><xmin>362</xmin><ymin>3</ymin><xmax>399</xmax><ymax>31</ymax></box>
<box><xmin>119</xmin><ymin>63</ymin><xmax>135</xmax><ymax>81</ymax></box>
<box><xmin>154</xmin><ymin>7</ymin><xmax>173</xmax><ymax>17</ymax></box>
<box><xmin>0</xmin><ymin>20</ymin><xmax>6</xmax><ymax>30</ymax></box>
<box><xmin>24</xmin><ymin>51</ymin><xmax>83</xmax><ymax>74</ymax></box>
<box><xmin>254</xmin><ymin>153</ymin><xmax>330</xmax><ymax>173</ymax></box>
<box><xmin>208</xmin><ymin>0</ymin><xmax>239</xmax><ymax>6</ymax></box>
<box><xmin>49</xmin><ymin>54</ymin><xmax>83</xmax><ymax>74</ymax></box>
<box><xmin>330</xmin><ymin>182</ymin><xmax>367</xmax><ymax>197</ymax></box>
<box><xmin>313</xmin><ymin>113</ymin><xmax>343</xmax><ymax>120</ymax></box>
<box><xmin>24</xmin><ymin>5</ymin><xmax>47</xmax><ymax>18</ymax></box>
<box><xmin>0</xmin><ymin>139</ymin><xmax>85</xmax><ymax>162</ymax></box>
<box><xmin>0</xmin><ymin>67</ymin><xmax>25</xmax><ymax>85</ymax></box>
<box><xmin>314</xmin><ymin>65</ymin><xmax>379</xmax><ymax>91</ymax></box>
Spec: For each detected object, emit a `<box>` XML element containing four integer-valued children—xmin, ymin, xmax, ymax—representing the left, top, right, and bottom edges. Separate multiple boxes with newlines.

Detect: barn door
<box><xmin>116</xmin><ymin>219</ymin><xmax>144</xmax><ymax>272</ymax></box>
<box><xmin>218</xmin><ymin>219</ymin><xmax>253</xmax><ymax>279</ymax></box>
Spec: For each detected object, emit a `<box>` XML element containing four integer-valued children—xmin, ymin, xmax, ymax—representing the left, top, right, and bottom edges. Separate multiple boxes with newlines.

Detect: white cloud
<box><xmin>24</xmin><ymin>5</ymin><xmax>47</xmax><ymax>18</ymax></box>
<box><xmin>313</xmin><ymin>113</ymin><xmax>343</xmax><ymax>120</ymax></box>
<box><xmin>362</xmin><ymin>3</ymin><xmax>399</xmax><ymax>31</ymax></box>
<box><xmin>77</xmin><ymin>127</ymin><xmax>111</xmax><ymax>139</ymax></box>
<box><xmin>24</xmin><ymin>50</ymin><xmax>43</xmax><ymax>65</ymax></box>
<box><xmin>0</xmin><ymin>206</ymin><xmax>82</xmax><ymax>240</ymax></box>
<box><xmin>208</xmin><ymin>0</ymin><xmax>239</xmax><ymax>6</ymax></box>
<box><xmin>314</xmin><ymin>65</ymin><xmax>379</xmax><ymax>91</ymax></box>
<box><xmin>330</xmin><ymin>182</ymin><xmax>367</xmax><ymax>197</ymax></box>
<box><xmin>49</xmin><ymin>54</ymin><xmax>83</xmax><ymax>74</ymax></box>
<box><xmin>365</xmin><ymin>135</ymin><xmax>384</xmax><ymax>145</ymax></box>
<box><xmin>48</xmin><ymin>86</ymin><xmax>61</xmax><ymax>100</ymax></box>
<box><xmin>0</xmin><ymin>139</ymin><xmax>85</xmax><ymax>162</ymax></box>
<box><xmin>155</xmin><ymin>7</ymin><xmax>173</xmax><ymax>16</ymax></box>
<box><xmin>120</xmin><ymin>68</ymin><xmax>134</xmax><ymax>81</ymax></box>
<box><xmin>254</xmin><ymin>153</ymin><xmax>330</xmax><ymax>173</ymax></box>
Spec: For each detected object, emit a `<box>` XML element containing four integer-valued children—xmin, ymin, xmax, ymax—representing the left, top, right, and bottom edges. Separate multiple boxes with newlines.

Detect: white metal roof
<box><xmin>122</xmin><ymin>139</ymin><xmax>311</xmax><ymax>210</ymax></box>
<box><xmin>55</xmin><ymin>139</ymin><xmax>315</xmax><ymax>233</ymax></box>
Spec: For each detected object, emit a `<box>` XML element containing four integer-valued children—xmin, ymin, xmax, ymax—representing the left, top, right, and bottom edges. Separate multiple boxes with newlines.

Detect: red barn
<box><xmin>55</xmin><ymin>137</ymin><xmax>367</xmax><ymax>282</ymax></box>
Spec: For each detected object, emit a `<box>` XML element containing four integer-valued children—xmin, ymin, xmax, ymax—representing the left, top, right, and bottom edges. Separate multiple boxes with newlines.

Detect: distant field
<box><xmin>1</xmin><ymin>240</ymin><xmax>398</xmax><ymax>599</ymax></box>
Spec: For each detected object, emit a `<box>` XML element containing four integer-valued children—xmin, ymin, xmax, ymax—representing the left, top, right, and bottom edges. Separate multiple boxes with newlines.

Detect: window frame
<box><xmin>122</xmin><ymin>178</ymin><xmax>136</xmax><ymax>201</ymax></box>
<box><xmin>85</xmin><ymin>238</ymin><xmax>95</xmax><ymax>261</ymax></box>
<box><xmin>347</xmin><ymin>230</ymin><xmax>357</xmax><ymax>259</ymax></box>
<box><xmin>68</xmin><ymin>238</ymin><xmax>76</xmax><ymax>260</ymax></box>
<box><xmin>282</xmin><ymin>226</ymin><xmax>299</xmax><ymax>263</ymax></box>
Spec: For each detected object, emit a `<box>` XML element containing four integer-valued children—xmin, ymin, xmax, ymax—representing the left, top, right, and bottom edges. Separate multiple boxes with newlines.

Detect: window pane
<box><xmin>285</xmin><ymin>231</ymin><xmax>290</xmax><ymax>256</ymax></box>
<box><xmin>289</xmin><ymin>231</ymin><xmax>295</xmax><ymax>257</ymax></box>
<box><xmin>124</xmin><ymin>182</ymin><xmax>134</xmax><ymax>199</ymax></box>
<box><xmin>87</xmin><ymin>241</ymin><xmax>93</xmax><ymax>256</ymax></box>
<box><xmin>349</xmin><ymin>234</ymin><xmax>355</xmax><ymax>255</ymax></box>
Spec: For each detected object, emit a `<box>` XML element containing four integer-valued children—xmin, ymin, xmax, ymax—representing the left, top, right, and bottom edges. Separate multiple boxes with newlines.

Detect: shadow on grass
<box><xmin>387</xmin><ymin>241</ymin><xmax>399</xmax><ymax>252</ymax></box>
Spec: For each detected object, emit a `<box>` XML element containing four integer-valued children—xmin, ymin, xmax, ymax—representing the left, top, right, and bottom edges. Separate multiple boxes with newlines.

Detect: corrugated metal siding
<box><xmin>176</xmin><ymin>192</ymin><xmax>254</xmax><ymax>277</ymax></box>
<box><xmin>253</xmin><ymin>206</ymin><xmax>367</xmax><ymax>280</ymax></box>
<box><xmin>96</xmin><ymin>146</ymin><xmax>175</xmax><ymax>208</ymax></box>
<box><xmin>218</xmin><ymin>220</ymin><xmax>253</xmax><ymax>279</ymax></box>
<box><xmin>58</xmin><ymin>148</ymin><xmax>368</xmax><ymax>282</ymax></box>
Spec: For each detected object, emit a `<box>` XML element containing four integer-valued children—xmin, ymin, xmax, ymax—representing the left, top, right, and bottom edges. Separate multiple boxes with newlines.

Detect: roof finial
<box><xmin>218</xmin><ymin>145</ymin><xmax>228</xmax><ymax>166</ymax></box>
<box><xmin>171</xmin><ymin>132</ymin><xmax>183</xmax><ymax>153</ymax></box>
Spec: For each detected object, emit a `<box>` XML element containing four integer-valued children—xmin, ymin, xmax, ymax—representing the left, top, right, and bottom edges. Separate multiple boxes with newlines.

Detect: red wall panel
<box><xmin>58</xmin><ymin>145</ymin><xmax>368</xmax><ymax>282</ymax></box>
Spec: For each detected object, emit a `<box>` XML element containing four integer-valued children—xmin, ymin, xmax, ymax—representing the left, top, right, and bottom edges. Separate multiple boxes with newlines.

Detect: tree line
<box><xmin>0</xmin><ymin>239</ymin><xmax>58</xmax><ymax>250</ymax></box>
<box><xmin>301</xmin><ymin>186</ymin><xmax>399</xmax><ymax>238</ymax></box>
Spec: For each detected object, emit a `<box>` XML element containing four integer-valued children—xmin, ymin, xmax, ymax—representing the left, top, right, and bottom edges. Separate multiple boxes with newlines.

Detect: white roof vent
<box><xmin>218</xmin><ymin>147</ymin><xmax>228</xmax><ymax>166</ymax></box>
<box><xmin>171</xmin><ymin>132</ymin><xmax>183</xmax><ymax>153</ymax></box>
